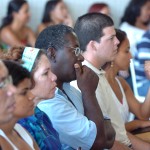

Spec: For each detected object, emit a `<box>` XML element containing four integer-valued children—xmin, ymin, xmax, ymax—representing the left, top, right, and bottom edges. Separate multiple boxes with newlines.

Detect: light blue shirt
<box><xmin>38</xmin><ymin>83</ymin><xmax>97</xmax><ymax>150</ymax></box>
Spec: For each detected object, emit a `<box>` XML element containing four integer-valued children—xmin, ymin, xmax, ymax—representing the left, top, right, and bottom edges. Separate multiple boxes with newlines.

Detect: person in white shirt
<box><xmin>120</xmin><ymin>0</ymin><xmax>150</xmax><ymax>57</ymax></box>
<box><xmin>73</xmin><ymin>12</ymin><xmax>150</xmax><ymax>150</ymax></box>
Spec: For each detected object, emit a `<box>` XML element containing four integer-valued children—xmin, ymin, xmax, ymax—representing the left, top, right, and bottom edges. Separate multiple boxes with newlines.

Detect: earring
<box><xmin>111</xmin><ymin>61</ymin><xmax>114</xmax><ymax>68</ymax></box>
<box><xmin>52</xmin><ymin>54</ymin><xmax>56</xmax><ymax>63</ymax></box>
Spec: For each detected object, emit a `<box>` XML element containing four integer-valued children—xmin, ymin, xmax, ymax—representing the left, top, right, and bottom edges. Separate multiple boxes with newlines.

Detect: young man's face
<box><xmin>51</xmin><ymin>32</ymin><xmax>84</xmax><ymax>82</ymax></box>
<box><xmin>96</xmin><ymin>26</ymin><xmax>120</xmax><ymax>63</ymax></box>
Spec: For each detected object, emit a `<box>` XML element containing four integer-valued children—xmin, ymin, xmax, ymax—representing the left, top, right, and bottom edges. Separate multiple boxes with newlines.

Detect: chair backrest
<box><xmin>130</xmin><ymin>59</ymin><xmax>145</xmax><ymax>102</ymax></box>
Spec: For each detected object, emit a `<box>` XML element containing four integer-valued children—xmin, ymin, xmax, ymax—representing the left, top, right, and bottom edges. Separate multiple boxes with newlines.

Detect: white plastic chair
<box><xmin>128</xmin><ymin>59</ymin><xmax>145</xmax><ymax>121</ymax></box>
<box><xmin>130</xmin><ymin>59</ymin><xmax>145</xmax><ymax>102</ymax></box>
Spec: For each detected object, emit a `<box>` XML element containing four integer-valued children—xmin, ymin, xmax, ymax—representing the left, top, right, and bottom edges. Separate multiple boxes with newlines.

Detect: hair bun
<box><xmin>2</xmin><ymin>47</ymin><xmax>25</xmax><ymax>63</ymax></box>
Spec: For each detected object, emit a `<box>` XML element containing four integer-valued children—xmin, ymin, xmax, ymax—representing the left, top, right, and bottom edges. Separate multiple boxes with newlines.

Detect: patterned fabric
<box><xmin>134</xmin><ymin>30</ymin><xmax>150</xmax><ymax>96</ymax></box>
<box><xmin>18</xmin><ymin>107</ymin><xmax>62</xmax><ymax>150</ymax></box>
<box><xmin>120</xmin><ymin>22</ymin><xmax>145</xmax><ymax>57</ymax></box>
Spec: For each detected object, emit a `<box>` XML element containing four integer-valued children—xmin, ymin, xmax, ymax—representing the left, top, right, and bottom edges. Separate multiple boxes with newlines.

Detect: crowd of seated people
<box><xmin>0</xmin><ymin>0</ymin><xmax>150</xmax><ymax>150</ymax></box>
<box><xmin>0</xmin><ymin>0</ymin><xmax>73</xmax><ymax>49</ymax></box>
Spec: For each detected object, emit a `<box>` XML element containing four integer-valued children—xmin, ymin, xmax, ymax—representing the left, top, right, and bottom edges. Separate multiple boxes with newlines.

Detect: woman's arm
<box><xmin>125</xmin><ymin>120</ymin><xmax>150</xmax><ymax>132</ymax></box>
<box><xmin>26</xmin><ymin>27</ymin><xmax>36</xmax><ymax>47</ymax></box>
<box><xmin>118</xmin><ymin>77</ymin><xmax>150</xmax><ymax>120</ymax></box>
<box><xmin>0</xmin><ymin>27</ymin><xmax>24</xmax><ymax>47</ymax></box>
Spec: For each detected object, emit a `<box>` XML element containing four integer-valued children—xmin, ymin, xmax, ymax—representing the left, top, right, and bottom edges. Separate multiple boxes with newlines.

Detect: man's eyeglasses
<box><xmin>67</xmin><ymin>46</ymin><xmax>82</xmax><ymax>56</ymax></box>
<box><xmin>0</xmin><ymin>75</ymin><xmax>13</xmax><ymax>89</ymax></box>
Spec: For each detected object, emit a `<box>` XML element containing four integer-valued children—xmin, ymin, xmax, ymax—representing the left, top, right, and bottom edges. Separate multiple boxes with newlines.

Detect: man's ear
<box><xmin>47</xmin><ymin>48</ymin><xmax>56</xmax><ymax>63</ymax></box>
<box><xmin>12</xmin><ymin>12</ymin><xmax>17</xmax><ymax>18</ymax></box>
<box><xmin>87</xmin><ymin>40</ymin><xmax>97</xmax><ymax>52</ymax></box>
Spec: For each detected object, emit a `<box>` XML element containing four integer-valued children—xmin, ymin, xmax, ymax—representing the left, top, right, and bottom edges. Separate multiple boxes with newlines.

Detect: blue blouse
<box><xmin>18</xmin><ymin>107</ymin><xmax>62</xmax><ymax>150</ymax></box>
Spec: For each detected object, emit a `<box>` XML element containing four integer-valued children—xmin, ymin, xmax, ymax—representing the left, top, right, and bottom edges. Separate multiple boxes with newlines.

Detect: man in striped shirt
<box><xmin>134</xmin><ymin>30</ymin><xmax>150</xmax><ymax>96</ymax></box>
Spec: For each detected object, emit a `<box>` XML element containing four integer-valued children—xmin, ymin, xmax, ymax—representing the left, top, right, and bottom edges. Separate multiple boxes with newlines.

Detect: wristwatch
<box><xmin>104</xmin><ymin>116</ymin><xmax>111</xmax><ymax>120</ymax></box>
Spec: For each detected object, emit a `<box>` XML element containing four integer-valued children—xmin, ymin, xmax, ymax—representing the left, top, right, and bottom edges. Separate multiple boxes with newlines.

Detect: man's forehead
<box><xmin>102</xmin><ymin>26</ymin><xmax>116</xmax><ymax>36</ymax></box>
<box><xmin>65</xmin><ymin>32</ymin><xmax>79</xmax><ymax>46</ymax></box>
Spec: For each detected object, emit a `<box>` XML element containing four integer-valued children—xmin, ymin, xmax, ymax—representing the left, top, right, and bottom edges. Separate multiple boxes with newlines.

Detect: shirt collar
<box><xmin>82</xmin><ymin>60</ymin><xmax>105</xmax><ymax>75</ymax></box>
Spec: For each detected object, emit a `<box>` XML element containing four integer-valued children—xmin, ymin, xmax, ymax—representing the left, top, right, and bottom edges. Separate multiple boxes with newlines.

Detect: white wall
<box><xmin>0</xmin><ymin>0</ymin><xmax>131</xmax><ymax>32</ymax></box>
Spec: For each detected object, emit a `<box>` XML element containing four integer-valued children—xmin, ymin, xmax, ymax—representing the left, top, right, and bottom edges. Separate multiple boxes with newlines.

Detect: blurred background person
<box><xmin>134</xmin><ymin>30</ymin><xmax>150</xmax><ymax>96</ymax></box>
<box><xmin>0</xmin><ymin>0</ymin><xmax>36</xmax><ymax>49</ymax></box>
<box><xmin>37</xmin><ymin>0</ymin><xmax>73</xmax><ymax>35</ymax></box>
<box><xmin>88</xmin><ymin>3</ymin><xmax>110</xmax><ymax>16</ymax></box>
<box><xmin>119</xmin><ymin>0</ymin><xmax>150</xmax><ymax>92</ymax></box>
<box><xmin>120</xmin><ymin>0</ymin><xmax>150</xmax><ymax>57</ymax></box>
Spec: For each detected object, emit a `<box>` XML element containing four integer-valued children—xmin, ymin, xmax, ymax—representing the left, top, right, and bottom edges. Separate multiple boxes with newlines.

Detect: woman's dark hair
<box><xmin>1</xmin><ymin>0</ymin><xmax>27</xmax><ymax>29</ymax></box>
<box><xmin>88</xmin><ymin>3</ymin><xmax>108</xmax><ymax>13</ymax></box>
<box><xmin>42</xmin><ymin>0</ymin><xmax>62</xmax><ymax>23</ymax></box>
<box><xmin>3</xmin><ymin>60</ymin><xmax>30</xmax><ymax>86</ymax></box>
<box><xmin>121</xmin><ymin>0</ymin><xmax>150</xmax><ymax>26</ymax></box>
<box><xmin>116</xmin><ymin>29</ymin><xmax>127</xmax><ymax>48</ymax></box>
<box><xmin>1</xmin><ymin>47</ymin><xmax>45</xmax><ymax>88</ymax></box>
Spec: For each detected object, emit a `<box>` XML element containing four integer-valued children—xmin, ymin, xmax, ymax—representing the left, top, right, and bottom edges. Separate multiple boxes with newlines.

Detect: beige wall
<box><xmin>0</xmin><ymin>0</ymin><xmax>131</xmax><ymax>32</ymax></box>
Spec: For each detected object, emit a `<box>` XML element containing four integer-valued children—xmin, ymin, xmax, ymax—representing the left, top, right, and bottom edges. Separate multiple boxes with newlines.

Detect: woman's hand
<box><xmin>145</xmin><ymin>61</ymin><xmax>150</xmax><ymax>79</ymax></box>
<box><xmin>140</xmin><ymin>120</ymin><xmax>150</xmax><ymax>128</ymax></box>
<box><xmin>63</xmin><ymin>14</ymin><xmax>74</xmax><ymax>27</ymax></box>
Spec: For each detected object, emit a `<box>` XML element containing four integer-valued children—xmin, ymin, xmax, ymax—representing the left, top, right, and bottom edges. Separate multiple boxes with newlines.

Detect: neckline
<box><xmin>114</xmin><ymin>78</ymin><xmax>124</xmax><ymax>105</ymax></box>
<box><xmin>62</xmin><ymin>89</ymin><xmax>77</xmax><ymax>109</ymax></box>
<box><xmin>0</xmin><ymin>129</ymin><xmax>18</xmax><ymax>150</ymax></box>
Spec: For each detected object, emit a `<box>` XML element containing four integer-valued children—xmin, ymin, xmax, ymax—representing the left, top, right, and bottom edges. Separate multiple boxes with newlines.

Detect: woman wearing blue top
<box><xmin>18</xmin><ymin>107</ymin><xmax>61</xmax><ymax>150</ymax></box>
<box><xmin>3</xmin><ymin>47</ymin><xmax>62</xmax><ymax>150</ymax></box>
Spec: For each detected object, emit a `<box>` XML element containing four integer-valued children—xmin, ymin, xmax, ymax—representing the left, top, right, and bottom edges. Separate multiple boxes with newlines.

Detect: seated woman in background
<box><xmin>0</xmin><ymin>0</ymin><xmax>36</xmax><ymax>49</ymax></box>
<box><xmin>0</xmin><ymin>60</ymin><xmax>16</xmax><ymax>124</ymax></box>
<box><xmin>0</xmin><ymin>60</ymin><xmax>39</xmax><ymax>150</ymax></box>
<box><xmin>37</xmin><ymin>0</ymin><xmax>73</xmax><ymax>35</ymax></box>
<box><xmin>120</xmin><ymin>0</ymin><xmax>150</xmax><ymax>57</ymax></box>
<box><xmin>103</xmin><ymin>29</ymin><xmax>150</xmax><ymax>139</ymax></box>
<box><xmin>119</xmin><ymin>0</ymin><xmax>150</xmax><ymax>86</ymax></box>
<box><xmin>88</xmin><ymin>3</ymin><xmax>110</xmax><ymax>16</ymax></box>
<box><xmin>3</xmin><ymin>47</ymin><xmax>62</xmax><ymax>150</ymax></box>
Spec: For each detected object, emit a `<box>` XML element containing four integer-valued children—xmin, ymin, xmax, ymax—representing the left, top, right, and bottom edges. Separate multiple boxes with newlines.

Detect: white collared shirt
<box><xmin>38</xmin><ymin>83</ymin><xmax>97</xmax><ymax>150</ymax></box>
<box><xmin>71</xmin><ymin>60</ymin><xmax>131</xmax><ymax>146</ymax></box>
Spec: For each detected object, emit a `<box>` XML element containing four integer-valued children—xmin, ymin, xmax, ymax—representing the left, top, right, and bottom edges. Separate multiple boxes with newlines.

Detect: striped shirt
<box><xmin>134</xmin><ymin>30</ymin><xmax>150</xmax><ymax>87</ymax></box>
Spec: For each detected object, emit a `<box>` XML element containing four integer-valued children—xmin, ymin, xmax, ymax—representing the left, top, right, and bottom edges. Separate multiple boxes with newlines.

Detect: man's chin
<box><xmin>65</xmin><ymin>74</ymin><xmax>76</xmax><ymax>83</ymax></box>
<box><xmin>143</xmin><ymin>21</ymin><xmax>150</xmax><ymax>26</ymax></box>
<box><xmin>70</xmin><ymin>75</ymin><xmax>77</xmax><ymax>82</ymax></box>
